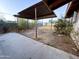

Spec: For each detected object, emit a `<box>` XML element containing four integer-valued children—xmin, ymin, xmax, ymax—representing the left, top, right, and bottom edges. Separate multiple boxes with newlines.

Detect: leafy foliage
<box><xmin>28</xmin><ymin>20</ymin><xmax>36</xmax><ymax>29</ymax></box>
<box><xmin>0</xmin><ymin>20</ymin><xmax>18</xmax><ymax>33</ymax></box>
<box><xmin>18</xmin><ymin>18</ymin><xmax>27</xmax><ymax>30</ymax></box>
<box><xmin>17</xmin><ymin>18</ymin><xmax>36</xmax><ymax>30</ymax></box>
<box><xmin>54</xmin><ymin>19</ymin><xmax>73</xmax><ymax>35</ymax></box>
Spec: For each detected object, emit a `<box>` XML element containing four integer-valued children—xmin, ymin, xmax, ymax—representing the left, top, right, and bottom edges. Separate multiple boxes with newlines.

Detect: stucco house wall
<box><xmin>71</xmin><ymin>10</ymin><xmax>79</xmax><ymax>50</ymax></box>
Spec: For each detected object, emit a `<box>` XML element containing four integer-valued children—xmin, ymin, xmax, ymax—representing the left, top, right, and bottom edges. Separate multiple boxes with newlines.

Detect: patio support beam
<box><xmin>16</xmin><ymin>17</ymin><xmax>19</xmax><ymax>32</ymax></box>
<box><xmin>35</xmin><ymin>8</ymin><xmax>38</xmax><ymax>39</ymax></box>
<box><xmin>51</xmin><ymin>18</ymin><xmax>52</xmax><ymax>30</ymax></box>
<box><xmin>42</xmin><ymin>19</ymin><xmax>43</xmax><ymax>26</ymax></box>
<box><xmin>26</xmin><ymin>19</ymin><xmax>29</xmax><ymax>29</ymax></box>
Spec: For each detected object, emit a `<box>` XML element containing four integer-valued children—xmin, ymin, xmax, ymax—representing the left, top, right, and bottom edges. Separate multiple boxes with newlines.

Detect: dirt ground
<box><xmin>20</xmin><ymin>25</ymin><xmax>79</xmax><ymax>56</ymax></box>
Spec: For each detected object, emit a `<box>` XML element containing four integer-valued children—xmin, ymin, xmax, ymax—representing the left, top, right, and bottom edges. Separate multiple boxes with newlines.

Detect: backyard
<box><xmin>20</xmin><ymin>24</ymin><xmax>79</xmax><ymax>56</ymax></box>
<box><xmin>0</xmin><ymin>17</ymin><xmax>79</xmax><ymax>56</ymax></box>
<box><xmin>0</xmin><ymin>0</ymin><xmax>79</xmax><ymax>59</ymax></box>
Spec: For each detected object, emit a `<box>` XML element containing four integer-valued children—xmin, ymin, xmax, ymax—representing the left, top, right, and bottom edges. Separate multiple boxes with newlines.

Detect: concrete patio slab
<box><xmin>0</xmin><ymin>32</ymin><xmax>79</xmax><ymax>59</ymax></box>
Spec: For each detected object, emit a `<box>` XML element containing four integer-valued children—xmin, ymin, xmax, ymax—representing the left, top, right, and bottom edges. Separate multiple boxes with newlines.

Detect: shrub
<box><xmin>28</xmin><ymin>20</ymin><xmax>36</xmax><ymax>29</ymax></box>
<box><xmin>18</xmin><ymin>18</ymin><xmax>27</xmax><ymax>30</ymax></box>
<box><xmin>54</xmin><ymin>19</ymin><xmax>73</xmax><ymax>35</ymax></box>
<box><xmin>0</xmin><ymin>20</ymin><xmax>18</xmax><ymax>33</ymax></box>
<box><xmin>6</xmin><ymin>22</ymin><xmax>18</xmax><ymax>32</ymax></box>
<box><xmin>17</xmin><ymin>18</ymin><xmax>36</xmax><ymax>30</ymax></box>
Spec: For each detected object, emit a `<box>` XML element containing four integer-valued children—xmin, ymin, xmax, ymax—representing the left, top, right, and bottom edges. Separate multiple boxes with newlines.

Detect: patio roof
<box><xmin>43</xmin><ymin>0</ymin><xmax>72</xmax><ymax>10</ymax></box>
<box><xmin>65</xmin><ymin>0</ymin><xmax>79</xmax><ymax>18</ymax></box>
<box><xmin>14</xmin><ymin>1</ymin><xmax>56</xmax><ymax>20</ymax></box>
<box><xmin>14</xmin><ymin>0</ymin><xmax>73</xmax><ymax>19</ymax></box>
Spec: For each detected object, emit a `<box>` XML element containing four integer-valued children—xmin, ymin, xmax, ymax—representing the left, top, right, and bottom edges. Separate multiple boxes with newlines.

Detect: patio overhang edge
<box><xmin>14</xmin><ymin>1</ymin><xmax>56</xmax><ymax>20</ymax></box>
<box><xmin>65</xmin><ymin>0</ymin><xmax>79</xmax><ymax>18</ymax></box>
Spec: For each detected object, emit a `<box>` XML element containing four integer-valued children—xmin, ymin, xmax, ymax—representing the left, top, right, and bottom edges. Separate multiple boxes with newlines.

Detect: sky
<box><xmin>0</xmin><ymin>0</ymin><xmax>68</xmax><ymax>21</ymax></box>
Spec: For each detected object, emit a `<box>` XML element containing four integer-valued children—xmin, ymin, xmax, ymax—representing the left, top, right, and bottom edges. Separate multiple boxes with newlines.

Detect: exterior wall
<box><xmin>74</xmin><ymin>12</ymin><xmax>79</xmax><ymax>31</ymax></box>
<box><xmin>71</xmin><ymin>10</ymin><xmax>79</xmax><ymax>50</ymax></box>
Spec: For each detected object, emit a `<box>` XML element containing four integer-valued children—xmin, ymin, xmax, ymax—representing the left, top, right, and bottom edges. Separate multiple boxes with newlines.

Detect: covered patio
<box><xmin>0</xmin><ymin>0</ymin><xmax>79</xmax><ymax>59</ymax></box>
<box><xmin>14</xmin><ymin>1</ymin><xmax>56</xmax><ymax>39</ymax></box>
<box><xmin>14</xmin><ymin>0</ymin><xmax>74</xmax><ymax>39</ymax></box>
<box><xmin>13</xmin><ymin>0</ymin><xmax>79</xmax><ymax>56</ymax></box>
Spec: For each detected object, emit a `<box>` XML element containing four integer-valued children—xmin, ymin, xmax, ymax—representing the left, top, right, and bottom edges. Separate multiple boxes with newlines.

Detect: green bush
<box><xmin>0</xmin><ymin>20</ymin><xmax>18</xmax><ymax>33</ymax></box>
<box><xmin>17</xmin><ymin>18</ymin><xmax>36</xmax><ymax>30</ymax></box>
<box><xmin>54</xmin><ymin>19</ymin><xmax>73</xmax><ymax>35</ymax></box>
<box><xmin>6</xmin><ymin>22</ymin><xmax>18</xmax><ymax>31</ymax></box>
<box><xmin>18</xmin><ymin>18</ymin><xmax>27</xmax><ymax>30</ymax></box>
<box><xmin>28</xmin><ymin>21</ymin><xmax>36</xmax><ymax>29</ymax></box>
